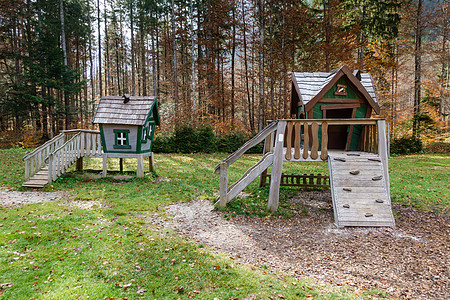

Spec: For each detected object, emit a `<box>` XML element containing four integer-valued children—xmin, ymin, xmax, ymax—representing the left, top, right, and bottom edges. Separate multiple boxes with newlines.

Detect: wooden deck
<box><xmin>328</xmin><ymin>152</ymin><xmax>395</xmax><ymax>227</ymax></box>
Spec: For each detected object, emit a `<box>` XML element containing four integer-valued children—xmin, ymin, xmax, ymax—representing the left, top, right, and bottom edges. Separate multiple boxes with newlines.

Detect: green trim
<box><xmin>137</xmin><ymin>126</ymin><xmax>143</xmax><ymax>153</ymax></box>
<box><xmin>99</xmin><ymin>124</ymin><xmax>108</xmax><ymax>152</ymax></box>
<box><xmin>113</xmin><ymin>129</ymin><xmax>132</xmax><ymax>149</ymax></box>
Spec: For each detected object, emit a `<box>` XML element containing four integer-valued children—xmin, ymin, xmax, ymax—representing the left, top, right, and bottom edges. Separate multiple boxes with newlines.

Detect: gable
<box><xmin>291</xmin><ymin>66</ymin><xmax>380</xmax><ymax>115</ymax></box>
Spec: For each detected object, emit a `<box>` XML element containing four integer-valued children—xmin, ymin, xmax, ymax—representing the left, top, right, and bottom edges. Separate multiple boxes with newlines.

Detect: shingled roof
<box><xmin>292</xmin><ymin>65</ymin><xmax>380</xmax><ymax>114</ymax></box>
<box><xmin>93</xmin><ymin>96</ymin><xmax>159</xmax><ymax>126</ymax></box>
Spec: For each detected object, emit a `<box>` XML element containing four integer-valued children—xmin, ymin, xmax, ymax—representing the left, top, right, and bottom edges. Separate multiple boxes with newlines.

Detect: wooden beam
<box><xmin>137</xmin><ymin>155</ymin><xmax>144</xmax><ymax>178</ymax></box>
<box><xmin>268</xmin><ymin>121</ymin><xmax>287</xmax><ymax>212</ymax></box>
<box><xmin>320</xmin><ymin>104</ymin><xmax>361</xmax><ymax>110</ymax></box>
<box><xmin>319</xmin><ymin>98</ymin><xmax>364</xmax><ymax>103</ymax></box>
<box><xmin>219</xmin><ymin>162</ymin><xmax>228</xmax><ymax>207</ymax></box>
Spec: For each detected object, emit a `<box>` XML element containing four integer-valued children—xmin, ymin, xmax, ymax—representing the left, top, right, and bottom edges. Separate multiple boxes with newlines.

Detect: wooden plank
<box><xmin>294</xmin><ymin>122</ymin><xmax>301</xmax><ymax>159</ymax></box>
<box><xmin>310</xmin><ymin>122</ymin><xmax>319</xmax><ymax>160</ymax></box>
<box><xmin>268</xmin><ymin>121</ymin><xmax>286</xmax><ymax>212</ymax></box>
<box><xmin>320</xmin><ymin>103</ymin><xmax>361</xmax><ymax>110</ymax></box>
<box><xmin>318</xmin><ymin>98</ymin><xmax>365</xmax><ymax>103</ymax></box>
<box><xmin>225</xmin><ymin>153</ymin><xmax>274</xmax><ymax>203</ymax></box>
<box><xmin>285</xmin><ymin>122</ymin><xmax>293</xmax><ymax>160</ymax></box>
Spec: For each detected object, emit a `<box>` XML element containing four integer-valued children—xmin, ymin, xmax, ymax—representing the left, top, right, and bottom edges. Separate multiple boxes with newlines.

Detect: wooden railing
<box><xmin>280</xmin><ymin>119</ymin><xmax>379</xmax><ymax>162</ymax></box>
<box><xmin>23</xmin><ymin>133</ymin><xmax>65</xmax><ymax>181</ymax></box>
<box><xmin>215</xmin><ymin>118</ymin><xmax>389</xmax><ymax>211</ymax></box>
<box><xmin>214</xmin><ymin>121</ymin><xmax>279</xmax><ymax>208</ymax></box>
<box><xmin>47</xmin><ymin>130</ymin><xmax>101</xmax><ymax>183</ymax></box>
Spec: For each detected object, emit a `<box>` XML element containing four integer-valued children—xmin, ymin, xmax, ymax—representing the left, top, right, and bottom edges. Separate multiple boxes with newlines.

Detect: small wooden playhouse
<box><xmin>93</xmin><ymin>95</ymin><xmax>160</xmax><ymax>177</ymax></box>
<box><xmin>216</xmin><ymin>66</ymin><xmax>395</xmax><ymax>228</ymax></box>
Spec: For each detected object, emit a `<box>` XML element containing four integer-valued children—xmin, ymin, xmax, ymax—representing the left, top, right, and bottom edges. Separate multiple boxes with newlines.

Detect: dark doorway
<box><xmin>326</xmin><ymin>108</ymin><xmax>353</xmax><ymax>149</ymax></box>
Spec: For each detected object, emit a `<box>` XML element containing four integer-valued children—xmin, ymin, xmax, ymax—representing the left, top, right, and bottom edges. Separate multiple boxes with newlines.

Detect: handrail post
<box><xmin>47</xmin><ymin>153</ymin><xmax>53</xmax><ymax>184</ymax></box>
<box><xmin>268</xmin><ymin>120</ymin><xmax>287</xmax><ymax>212</ymax></box>
<box><xmin>219</xmin><ymin>162</ymin><xmax>228</xmax><ymax>207</ymax></box>
<box><xmin>24</xmin><ymin>159</ymin><xmax>30</xmax><ymax>182</ymax></box>
<box><xmin>377</xmin><ymin>120</ymin><xmax>390</xmax><ymax>196</ymax></box>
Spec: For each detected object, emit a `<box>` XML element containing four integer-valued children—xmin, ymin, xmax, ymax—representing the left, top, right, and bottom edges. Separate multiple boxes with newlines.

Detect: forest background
<box><xmin>0</xmin><ymin>0</ymin><xmax>448</xmax><ymax>151</ymax></box>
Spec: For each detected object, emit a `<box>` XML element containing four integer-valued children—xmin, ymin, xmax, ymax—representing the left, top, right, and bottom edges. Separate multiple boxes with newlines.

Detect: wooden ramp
<box><xmin>328</xmin><ymin>152</ymin><xmax>395</xmax><ymax>228</ymax></box>
<box><xmin>23</xmin><ymin>167</ymin><xmax>49</xmax><ymax>188</ymax></box>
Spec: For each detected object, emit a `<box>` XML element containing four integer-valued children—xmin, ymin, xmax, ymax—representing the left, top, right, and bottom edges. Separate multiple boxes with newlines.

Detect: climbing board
<box><xmin>328</xmin><ymin>152</ymin><xmax>395</xmax><ymax>228</ymax></box>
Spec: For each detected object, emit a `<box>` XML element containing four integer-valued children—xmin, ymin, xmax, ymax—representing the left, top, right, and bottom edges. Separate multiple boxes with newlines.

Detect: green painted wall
<box><xmin>303</xmin><ymin>77</ymin><xmax>369</xmax><ymax>150</ymax></box>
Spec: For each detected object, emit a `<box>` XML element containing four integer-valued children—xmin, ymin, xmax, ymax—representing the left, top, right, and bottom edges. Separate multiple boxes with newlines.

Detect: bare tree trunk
<box><xmin>97</xmin><ymin>0</ymin><xmax>103</xmax><ymax>97</ymax></box>
<box><xmin>257</xmin><ymin>0</ymin><xmax>265</xmax><ymax>131</ymax></box>
<box><xmin>242</xmin><ymin>0</ymin><xmax>253</xmax><ymax>132</ymax></box>
<box><xmin>60</xmin><ymin>0</ymin><xmax>71</xmax><ymax>129</ymax></box>
<box><xmin>231</xmin><ymin>4</ymin><xmax>236</xmax><ymax>125</ymax></box>
<box><xmin>190</xmin><ymin>0</ymin><xmax>196</xmax><ymax>115</ymax></box>
<box><xmin>172</xmin><ymin>0</ymin><xmax>178</xmax><ymax>120</ymax></box>
<box><xmin>412</xmin><ymin>0</ymin><xmax>423</xmax><ymax>138</ymax></box>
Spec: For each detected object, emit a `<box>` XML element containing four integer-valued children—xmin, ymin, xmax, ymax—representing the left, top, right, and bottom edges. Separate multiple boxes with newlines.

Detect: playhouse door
<box><xmin>326</xmin><ymin>108</ymin><xmax>353</xmax><ymax>150</ymax></box>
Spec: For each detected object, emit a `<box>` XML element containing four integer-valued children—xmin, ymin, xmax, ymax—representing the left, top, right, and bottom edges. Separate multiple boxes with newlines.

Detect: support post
<box><xmin>102</xmin><ymin>153</ymin><xmax>107</xmax><ymax>177</ymax></box>
<box><xmin>137</xmin><ymin>155</ymin><xmax>144</xmax><ymax>178</ymax></box>
<box><xmin>76</xmin><ymin>157</ymin><xmax>83</xmax><ymax>171</ymax></box>
<box><xmin>377</xmin><ymin>120</ymin><xmax>390</xmax><ymax>196</ymax></box>
<box><xmin>219</xmin><ymin>162</ymin><xmax>228</xmax><ymax>207</ymax></box>
<box><xmin>268</xmin><ymin>120</ymin><xmax>287</xmax><ymax>212</ymax></box>
<box><xmin>47</xmin><ymin>154</ymin><xmax>53</xmax><ymax>184</ymax></box>
<box><xmin>149</xmin><ymin>152</ymin><xmax>155</xmax><ymax>172</ymax></box>
<box><xmin>24</xmin><ymin>159</ymin><xmax>30</xmax><ymax>182</ymax></box>
<box><xmin>119</xmin><ymin>158</ymin><xmax>124</xmax><ymax>172</ymax></box>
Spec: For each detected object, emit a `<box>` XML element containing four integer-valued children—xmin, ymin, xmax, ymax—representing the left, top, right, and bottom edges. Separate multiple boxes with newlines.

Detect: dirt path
<box><xmin>0</xmin><ymin>187</ymin><xmax>67</xmax><ymax>208</ymax></box>
<box><xmin>152</xmin><ymin>191</ymin><xmax>450</xmax><ymax>299</ymax></box>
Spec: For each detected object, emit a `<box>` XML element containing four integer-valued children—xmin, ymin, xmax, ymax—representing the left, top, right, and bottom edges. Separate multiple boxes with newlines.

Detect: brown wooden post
<box><xmin>76</xmin><ymin>157</ymin><xmax>83</xmax><ymax>171</ymax></box>
<box><xmin>119</xmin><ymin>158</ymin><xmax>124</xmax><ymax>172</ymax></box>
<box><xmin>219</xmin><ymin>162</ymin><xmax>228</xmax><ymax>207</ymax></box>
<box><xmin>149</xmin><ymin>152</ymin><xmax>155</xmax><ymax>172</ymax></box>
<box><xmin>268</xmin><ymin>120</ymin><xmax>287</xmax><ymax>212</ymax></box>
<box><xmin>310</xmin><ymin>122</ymin><xmax>319</xmax><ymax>160</ymax></box>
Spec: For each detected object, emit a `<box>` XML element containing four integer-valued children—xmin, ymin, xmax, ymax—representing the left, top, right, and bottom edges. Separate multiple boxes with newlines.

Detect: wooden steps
<box><xmin>22</xmin><ymin>167</ymin><xmax>49</xmax><ymax>188</ymax></box>
<box><xmin>328</xmin><ymin>152</ymin><xmax>395</xmax><ymax>228</ymax></box>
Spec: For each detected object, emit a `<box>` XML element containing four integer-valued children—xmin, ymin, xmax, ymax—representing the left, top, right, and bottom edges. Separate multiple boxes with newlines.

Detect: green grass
<box><xmin>1</xmin><ymin>149</ymin><xmax>355</xmax><ymax>299</ymax></box>
<box><xmin>1</xmin><ymin>149</ymin><xmax>449</xmax><ymax>299</ymax></box>
<box><xmin>389</xmin><ymin>154</ymin><xmax>450</xmax><ymax>213</ymax></box>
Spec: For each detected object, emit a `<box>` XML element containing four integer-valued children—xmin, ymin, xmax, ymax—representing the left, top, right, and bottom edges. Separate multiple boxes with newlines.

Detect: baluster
<box><xmin>285</xmin><ymin>122</ymin><xmax>293</xmax><ymax>160</ymax></box>
<box><xmin>303</xmin><ymin>123</ymin><xmax>309</xmax><ymax>160</ymax></box>
<box><xmin>24</xmin><ymin>159</ymin><xmax>30</xmax><ymax>181</ymax></box>
<box><xmin>320</xmin><ymin>122</ymin><xmax>328</xmax><ymax>160</ymax></box>
<box><xmin>294</xmin><ymin>122</ymin><xmax>301</xmax><ymax>159</ymax></box>
<box><xmin>310</xmin><ymin>122</ymin><xmax>319</xmax><ymax>160</ymax></box>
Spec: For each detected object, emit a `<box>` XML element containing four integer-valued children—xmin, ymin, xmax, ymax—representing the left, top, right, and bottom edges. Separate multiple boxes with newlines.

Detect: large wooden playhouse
<box><xmin>215</xmin><ymin>66</ymin><xmax>395</xmax><ymax>228</ymax></box>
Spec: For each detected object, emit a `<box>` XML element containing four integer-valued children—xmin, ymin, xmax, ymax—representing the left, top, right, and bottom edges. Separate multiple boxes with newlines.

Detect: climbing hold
<box><xmin>334</xmin><ymin>157</ymin><xmax>346</xmax><ymax>162</ymax></box>
<box><xmin>372</xmin><ymin>175</ymin><xmax>383</xmax><ymax>181</ymax></box>
<box><xmin>343</xmin><ymin>188</ymin><xmax>352</xmax><ymax>192</ymax></box>
<box><xmin>349</xmin><ymin>170</ymin><xmax>360</xmax><ymax>175</ymax></box>
<box><xmin>368</xmin><ymin>158</ymin><xmax>381</xmax><ymax>162</ymax></box>
<box><xmin>365</xmin><ymin>213</ymin><xmax>373</xmax><ymax>217</ymax></box>
<box><xmin>376</xmin><ymin>199</ymin><xmax>384</xmax><ymax>203</ymax></box>
<box><xmin>347</xmin><ymin>153</ymin><xmax>360</xmax><ymax>156</ymax></box>
<box><xmin>343</xmin><ymin>204</ymin><xmax>350</xmax><ymax>208</ymax></box>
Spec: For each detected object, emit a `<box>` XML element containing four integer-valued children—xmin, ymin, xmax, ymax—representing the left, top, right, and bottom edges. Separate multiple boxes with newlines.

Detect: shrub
<box><xmin>196</xmin><ymin>125</ymin><xmax>218</xmax><ymax>153</ymax></box>
<box><xmin>217</xmin><ymin>131</ymin><xmax>247</xmax><ymax>153</ymax></box>
<box><xmin>390</xmin><ymin>136</ymin><xmax>423</xmax><ymax>154</ymax></box>
<box><xmin>424</xmin><ymin>142</ymin><xmax>450</xmax><ymax>154</ymax></box>
<box><xmin>152</xmin><ymin>133</ymin><xmax>175</xmax><ymax>153</ymax></box>
<box><xmin>173</xmin><ymin>124</ymin><xmax>198</xmax><ymax>153</ymax></box>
